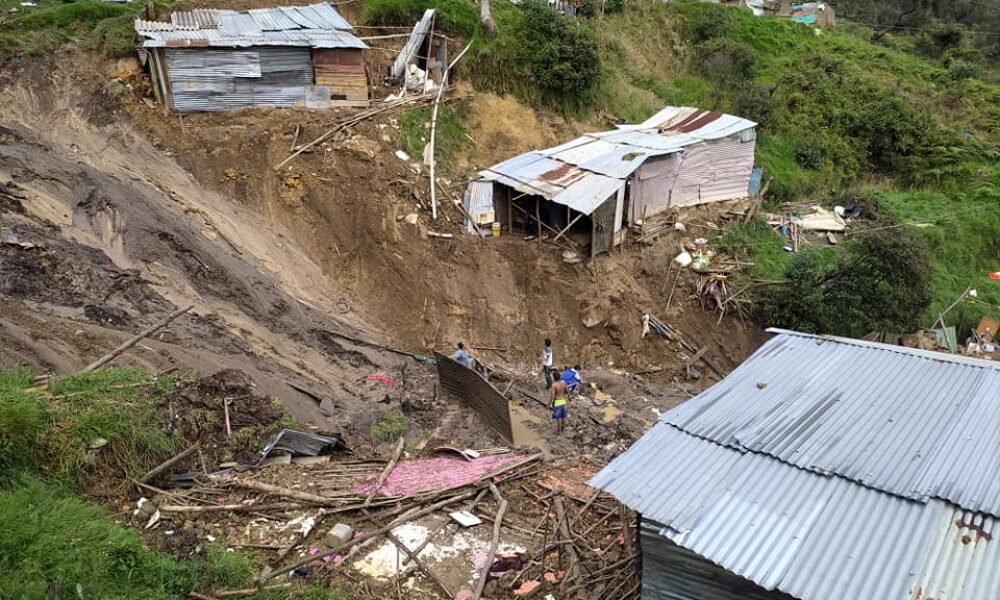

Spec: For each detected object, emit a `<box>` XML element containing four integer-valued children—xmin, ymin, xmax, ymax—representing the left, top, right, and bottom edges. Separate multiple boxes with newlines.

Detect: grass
<box><xmin>0</xmin><ymin>367</ymin><xmax>177</xmax><ymax>486</ymax></box>
<box><xmin>371</xmin><ymin>409</ymin><xmax>408</xmax><ymax>445</ymax></box>
<box><xmin>0</xmin><ymin>0</ymin><xmax>159</xmax><ymax>59</ymax></box>
<box><xmin>398</xmin><ymin>105</ymin><xmax>469</xmax><ymax>171</ymax></box>
<box><xmin>0</xmin><ymin>368</ymin><xmax>354</xmax><ymax>600</ymax></box>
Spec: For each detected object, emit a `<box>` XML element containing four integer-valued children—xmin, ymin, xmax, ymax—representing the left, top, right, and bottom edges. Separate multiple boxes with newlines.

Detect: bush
<box><xmin>756</xmin><ymin>223</ymin><xmax>933</xmax><ymax>337</ymax></box>
<box><xmin>371</xmin><ymin>410</ymin><xmax>408</xmax><ymax>445</ymax></box>
<box><xmin>362</xmin><ymin>0</ymin><xmax>478</xmax><ymax>37</ymax></box>
<box><xmin>510</xmin><ymin>1</ymin><xmax>601</xmax><ymax>104</ymax></box>
<box><xmin>694</xmin><ymin>38</ymin><xmax>756</xmax><ymax>85</ymax></box>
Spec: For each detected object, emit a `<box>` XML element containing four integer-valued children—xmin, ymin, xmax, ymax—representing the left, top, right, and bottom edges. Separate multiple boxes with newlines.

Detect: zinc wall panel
<box><xmin>435</xmin><ymin>352</ymin><xmax>513</xmax><ymax>443</ymax></box>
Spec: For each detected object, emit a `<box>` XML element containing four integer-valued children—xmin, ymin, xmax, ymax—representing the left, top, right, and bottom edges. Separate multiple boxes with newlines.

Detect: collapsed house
<box><xmin>591</xmin><ymin>329</ymin><xmax>1000</xmax><ymax>600</ymax></box>
<box><xmin>466</xmin><ymin>107</ymin><xmax>756</xmax><ymax>256</ymax></box>
<box><xmin>135</xmin><ymin>3</ymin><xmax>369</xmax><ymax>112</ymax></box>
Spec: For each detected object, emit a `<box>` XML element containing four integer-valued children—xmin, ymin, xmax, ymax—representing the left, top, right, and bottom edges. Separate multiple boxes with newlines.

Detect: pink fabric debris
<box><xmin>308</xmin><ymin>547</ymin><xmax>319</xmax><ymax>556</ymax></box>
<box><xmin>514</xmin><ymin>580</ymin><xmax>541</xmax><ymax>596</ymax></box>
<box><xmin>365</xmin><ymin>374</ymin><xmax>395</xmax><ymax>387</ymax></box>
<box><xmin>354</xmin><ymin>455</ymin><xmax>521</xmax><ymax>497</ymax></box>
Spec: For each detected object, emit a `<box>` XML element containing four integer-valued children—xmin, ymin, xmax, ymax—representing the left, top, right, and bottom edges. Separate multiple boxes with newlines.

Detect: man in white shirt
<box><xmin>540</xmin><ymin>338</ymin><xmax>554</xmax><ymax>388</ymax></box>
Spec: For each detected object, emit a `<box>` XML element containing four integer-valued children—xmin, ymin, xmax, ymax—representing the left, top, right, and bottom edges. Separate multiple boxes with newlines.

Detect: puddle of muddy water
<box><xmin>510</xmin><ymin>404</ymin><xmax>549</xmax><ymax>454</ymax></box>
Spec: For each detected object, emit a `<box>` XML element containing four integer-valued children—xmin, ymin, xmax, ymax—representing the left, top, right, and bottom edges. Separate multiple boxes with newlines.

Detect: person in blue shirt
<box><xmin>561</xmin><ymin>366</ymin><xmax>582</xmax><ymax>395</ymax></box>
<box><xmin>453</xmin><ymin>342</ymin><xmax>472</xmax><ymax>367</ymax></box>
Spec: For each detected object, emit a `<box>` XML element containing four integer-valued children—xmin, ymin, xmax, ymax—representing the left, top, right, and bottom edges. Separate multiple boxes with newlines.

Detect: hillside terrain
<box><xmin>0</xmin><ymin>0</ymin><xmax>998</xmax><ymax>598</ymax></box>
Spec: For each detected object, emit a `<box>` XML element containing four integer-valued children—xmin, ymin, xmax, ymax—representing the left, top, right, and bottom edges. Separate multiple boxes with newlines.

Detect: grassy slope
<box><xmin>0</xmin><ymin>368</ymin><xmax>350</xmax><ymax>600</ymax></box>
<box><xmin>587</xmin><ymin>1</ymin><xmax>1000</xmax><ymax>330</ymax></box>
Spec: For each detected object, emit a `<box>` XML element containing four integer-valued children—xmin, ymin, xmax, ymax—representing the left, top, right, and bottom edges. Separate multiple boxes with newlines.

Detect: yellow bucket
<box><xmin>491</xmin><ymin>222</ymin><xmax>501</xmax><ymax>237</ymax></box>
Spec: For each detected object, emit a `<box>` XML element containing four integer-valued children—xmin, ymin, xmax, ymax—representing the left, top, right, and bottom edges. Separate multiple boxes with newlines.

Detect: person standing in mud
<box><xmin>549</xmin><ymin>369</ymin><xmax>569</xmax><ymax>435</ymax></box>
<box><xmin>539</xmin><ymin>338</ymin><xmax>554</xmax><ymax>389</ymax></box>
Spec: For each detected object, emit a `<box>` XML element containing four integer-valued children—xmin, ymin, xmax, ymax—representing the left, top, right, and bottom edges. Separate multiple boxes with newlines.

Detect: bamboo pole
<box><xmin>81</xmin><ymin>305</ymin><xmax>193</xmax><ymax>372</ymax></box>
<box><xmin>429</xmin><ymin>39</ymin><xmax>473</xmax><ymax>220</ymax></box>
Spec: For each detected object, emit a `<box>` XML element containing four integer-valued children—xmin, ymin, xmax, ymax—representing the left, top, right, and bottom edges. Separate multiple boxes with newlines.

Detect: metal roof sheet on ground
<box><xmin>659</xmin><ymin>329</ymin><xmax>1000</xmax><ymax>517</ymax></box>
<box><xmin>591</xmin><ymin>423</ymin><xmax>1000</xmax><ymax>600</ymax></box>
<box><xmin>137</xmin><ymin>2</ymin><xmax>363</xmax><ymax>49</ymax></box>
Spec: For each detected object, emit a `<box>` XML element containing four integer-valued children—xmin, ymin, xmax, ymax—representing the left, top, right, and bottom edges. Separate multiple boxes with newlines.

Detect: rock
<box><xmin>325</xmin><ymin>523</ymin><xmax>354</xmax><ymax>548</ymax></box>
<box><xmin>115</xmin><ymin>57</ymin><xmax>141</xmax><ymax>76</ymax></box>
<box><xmin>674</xmin><ymin>221</ymin><xmax>686</xmax><ymax>231</ymax></box>
<box><xmin>403</xmin><ymin>213</ymin><xmax>419</xmax><ymax>225</ymax></box>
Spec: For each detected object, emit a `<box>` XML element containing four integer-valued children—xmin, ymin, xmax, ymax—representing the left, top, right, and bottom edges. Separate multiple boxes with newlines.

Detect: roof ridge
<box><xmin>766</xmin><ymin>328</ymin><xmax>1000</xmax><ymax>371</ymax></box>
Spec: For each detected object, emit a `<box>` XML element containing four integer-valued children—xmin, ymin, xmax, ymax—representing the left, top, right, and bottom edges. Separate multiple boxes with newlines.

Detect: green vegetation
<box><xmin>0</xmin><ymin>0</ymin><xmax>159</xmax><ymax>59</ymax></box>
<box><xmin>0</xmin><ymin>368</ymin><xmax>351</xmax><ymax>600</ymax></box>
<box><xmin>399</xmin><ymin>105</ymin><xmax>469</xmax><ymax>169</ymax></box>
<box><xmin>371</xmin><ymin>409</ymin><xmax>408</xmax><ymax>444</ymax></box>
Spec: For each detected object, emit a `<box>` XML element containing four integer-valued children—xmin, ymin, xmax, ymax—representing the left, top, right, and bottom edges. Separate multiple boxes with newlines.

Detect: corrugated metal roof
<box><xmin>593</xmin><ymin>423</ymin><xmax>1000</xmax><ymax>600</ymax></box>
<box><xmin>137</xmin><ymin>3</ymin><xmax>365</xmax><ymax>49</ymax></box>
<box><xmin>479</xmin><ymin>106</ymin><xmax>755</xmax><ymax>215</ymax></box>
<box><xmin>662</xmin><ymin>329</ymin><xmax>1000</xmax><ymax>516</ymax></box>
<box><xmin>591</xmin><ymin>330</ymin><xmax>1000</xmax><ymax>600</ymax></box>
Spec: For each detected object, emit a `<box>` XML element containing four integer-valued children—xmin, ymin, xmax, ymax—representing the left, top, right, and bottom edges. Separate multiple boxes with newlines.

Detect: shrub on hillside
<box><xmin>512</xmin><ymin>1</ymin><xmax>601</xmax><ymax>103</ymax></box>
<box><xmin>756</xmin><ymin>223</ymin><xmax>933</xmax><ymax>337</ymax></box>
<box><xmin>694</xmin><ymin>38</ymin><xmax>756</xmax><ymax>85</ymax></box>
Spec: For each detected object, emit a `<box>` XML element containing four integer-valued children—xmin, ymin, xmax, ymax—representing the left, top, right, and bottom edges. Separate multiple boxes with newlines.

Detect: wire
<box><xmin>838</xmin><ymin>18</ymin><xmax>1000</xmax><ymax>36</ymax></box>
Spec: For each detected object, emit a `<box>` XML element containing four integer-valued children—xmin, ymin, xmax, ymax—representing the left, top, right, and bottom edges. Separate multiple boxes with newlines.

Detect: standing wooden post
<box><xmin>536</xmin><ymin>198</ymin><xmax>542</xmax><ymax>241</ymax></box>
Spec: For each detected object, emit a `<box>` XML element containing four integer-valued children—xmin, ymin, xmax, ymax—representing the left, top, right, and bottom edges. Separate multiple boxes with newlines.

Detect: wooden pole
<box><xmin>429</xmin><ymin>40</ymin><xmax>473</xmax><ymax>220</ymax></box>
<box><xmin>552</xmin><ymin>212</ymin><xmax>586</xmax><ymax>243</ymax></box>
<box><xmin>363</xmin><ymin>437</ymin><xmax>406</xmax><ymax>507</ymax></box>
<box><xmin>139</xmin><ymin>442</ymin><xmax>200</xmax><ymax>484</ymax></box>
<box><xmin>536</xmin><ymin>197</ymin><xmax>542</xmax><ymax>241</ymax></box>
<box><xmin>81</xmin><ymin>305</ymin><xmax>193</xmax><ymax>372</ymax></box>
<box><xmin>472</xmin><ymin>485</ymin><xmax>508</xmax><ymax>600</ymax></box>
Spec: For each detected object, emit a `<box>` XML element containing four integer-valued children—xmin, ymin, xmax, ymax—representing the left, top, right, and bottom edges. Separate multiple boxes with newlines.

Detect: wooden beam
<box><xmin>552</xmin><ymin>212</ymin><xmax>586</xmax><ymax>243</ymax></box>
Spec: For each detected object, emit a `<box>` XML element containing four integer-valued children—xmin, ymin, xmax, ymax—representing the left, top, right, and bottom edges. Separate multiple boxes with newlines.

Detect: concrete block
<box><xmin>326</xmin><ymin>523</ymin><xmax>354</xmax><ymax>547</ymax></box>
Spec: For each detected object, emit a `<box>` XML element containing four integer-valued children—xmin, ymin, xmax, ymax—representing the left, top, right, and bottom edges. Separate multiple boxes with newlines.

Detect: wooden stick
<box><xmin>364</xmin><ymin>437</ymin><xmax>406</xmax><ymax>507</ymax></box>
<box><xmin>82</xmin><ymin>305</ymin><xmax>193</xmax><ymax>372</ymax></box>
<box><xmin>387</xmin><ymin>531</ymin><xmax>453</xmax><ymax>598</ymax></box>
<box><xmin>222</xmin><ymin>397</ymin><xmax>232</xmax><ymax>438</ymax></box>
<box><xmin>552</xmin><ymin>212</ymin><xmax>586</xmax><ymax>242</ymax></box>
<box><xmin>140</xmin><ymin>443</ymin><xmax>200</xmax><ymax>484</ymax></box>
<box><xmin>221</xmin><ymin>479</ymin><xmax>351</xmax><ymax>505</ymax></box>
<box><xmin>429</xmin><ymin>39</ymin><xmax>474</xmax><ymax>220</ymax></box>
<box><xmin>160</xmin><ymin>502</ymin><xmax>303</xmax><ymax>514</ymax></box>
<box><xmin>472</xmin><ymin>484</ymin><xmax>508</xmax><ymax>600</ymax></box>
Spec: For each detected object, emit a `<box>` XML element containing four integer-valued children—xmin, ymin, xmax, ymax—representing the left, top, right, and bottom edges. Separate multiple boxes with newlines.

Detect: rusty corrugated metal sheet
<box><xmin>480</xmin><ymin>106</ymin><xmax>756</xmax><ymax>219</ymax></box>
<box><xmin>435</xmin><ymin>352</ymin><xmax>513</xmax><ymax>443</ymax></box>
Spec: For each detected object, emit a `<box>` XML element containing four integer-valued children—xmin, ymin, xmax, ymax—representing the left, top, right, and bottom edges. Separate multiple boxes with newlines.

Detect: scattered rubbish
<box><xmin>395</xmin><ymin>150</ymin><xmax>411</xmax><ymax>161</ymax></box>
<box><xmin>487</xmin><ymin>552</ymin><xmax>525</xmax><ymax>580</ymax></box>
<box><xmin>261</xmin><ymin>454</ymin><xmax>292</xmax><ymax>467</ymax></box>
<box><xmin>326</xmin><ymin>523</ymin><xmax>354</xmax><ymax>547</ymax></box>
<box><xmin>694</xmin><ymin>237</ymin><xmax>708</xmax><ymax>245</ymax></box>
<box><xmin>796</xmin><ymin>207</ymin><xmax>846</xmax><ymax>232</ymax></box>
<box><xmin>562</xmin><ymin>251</ymin><xmax>582</xmax><ymax>265</ymax></box>
<box><xmin>543</xmin><ymin>571</ymin><xmax>565</xmax><ymax>583</ymax></box>
<box><xmin>989</xmin><ymin>272</ymin><xmax>1000</xmax><ymax>281</ymax></box>
<box><xmin>757</xmin><ymin>381</ymin><xmax>768</xmax><ymax>389</ymax></box>
<box><xmin>88</xmin><ymin>437</ymin><xmax>108</xmax><ymax>450</ymax></box>
<box><xmin>674</xmin><ymin>222</ymin><xmax>686</xmax><ymax>232</ymax></box>
<box><xmin>449</xmin><ymin>511</ymin><xmax>483</xmax><ymax>528</ymax></box>
<box><xmin>403</xmin><ymin>213</ymin><xmax>419</xmax><ymax>225</ymax></box>
<box><xmin>674</xmin><ymin>251</ymin><xmax>693</xmax><ymax>267</ymax></box>
<box><xmin>259</xmin><ymin>429</ymin><xmax>342</xmax><ymax>462</ymax></box>
<box><xmin>690</xmin><ymin>252</ymin><xmax>712</xmax><ymax>272</ymax></box>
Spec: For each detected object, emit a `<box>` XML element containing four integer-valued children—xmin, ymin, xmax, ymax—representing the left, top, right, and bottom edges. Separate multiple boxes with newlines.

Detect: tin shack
<box><xmin>136</xmin><ymin>3</ymin><xmax>369</xmax><ymax>112</ymax></box>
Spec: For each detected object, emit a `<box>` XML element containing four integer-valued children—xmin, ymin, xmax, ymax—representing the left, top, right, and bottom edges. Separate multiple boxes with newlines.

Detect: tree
<box><xmin>480</xmin><ymin>0</ymin><xmax>497</xmax><ymax>38</ymax></box>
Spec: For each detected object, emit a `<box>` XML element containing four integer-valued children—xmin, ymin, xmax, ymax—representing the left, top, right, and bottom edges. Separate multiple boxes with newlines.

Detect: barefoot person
<box><xmin>549</xmin><ymin>369</ymin><xmax>569</xmax><ymax>434</ymax></box>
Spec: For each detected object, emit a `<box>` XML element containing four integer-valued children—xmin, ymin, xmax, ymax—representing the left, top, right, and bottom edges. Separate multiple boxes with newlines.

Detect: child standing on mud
<box><xmin>549</xmin><ymin>369</ymin><xmax>569</xmax><ymax>435</ymax></box>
